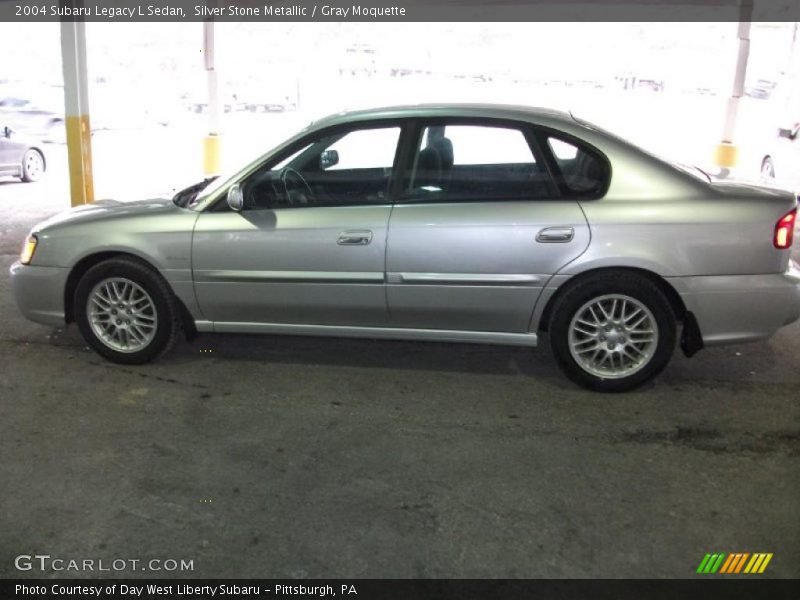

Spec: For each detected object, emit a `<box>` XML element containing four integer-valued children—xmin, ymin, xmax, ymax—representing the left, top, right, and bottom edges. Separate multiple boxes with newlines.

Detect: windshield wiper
<box><xmin>172</xmin><ymin>176</ymin><xmax>218</xmax><ymax>208</ymax></box>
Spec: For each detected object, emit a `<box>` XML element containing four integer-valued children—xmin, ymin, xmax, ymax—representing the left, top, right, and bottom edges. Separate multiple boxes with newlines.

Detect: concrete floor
<box><xmin>0</xmin><ymin>185</ymin><xmax>798</xmax><ymax>579</ymax></box>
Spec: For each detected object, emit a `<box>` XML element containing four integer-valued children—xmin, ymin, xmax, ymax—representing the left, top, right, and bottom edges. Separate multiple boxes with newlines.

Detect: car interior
<box><xmin>546</xmin><ymin>136</ymin><xmax>606</xmax><ymax>195</ymax></box>
<box><xmin>243</xmin><ymin>129</ymin><xmax>396</xmax><ymax>209</ymax></box>
<box><xmin>407</xmin><ymin>124</ymin><xmax>555</xmax><ymax>201</ymax></box>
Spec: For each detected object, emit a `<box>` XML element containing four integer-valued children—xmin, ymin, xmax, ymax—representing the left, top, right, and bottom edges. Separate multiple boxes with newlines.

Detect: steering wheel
<box><xmin>280</xmin><ymin>167</ymin><xmax>314</xmax><ymax>205</ymax></box>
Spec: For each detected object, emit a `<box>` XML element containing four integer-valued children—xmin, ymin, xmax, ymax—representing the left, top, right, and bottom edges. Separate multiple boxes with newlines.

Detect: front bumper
<box><xmin>669</xmin><ymin>262</ymin><xmax>800</xmax><ymax>346</ymax></box>
<box><xmin>9</xmin><ymin>261</ymin><xmax>69</xmax><ymax>327</ymax></box>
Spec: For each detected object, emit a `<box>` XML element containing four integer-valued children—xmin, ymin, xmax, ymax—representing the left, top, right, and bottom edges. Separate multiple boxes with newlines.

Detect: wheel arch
<box><xmin>536</xmin><ymin>266</ymin><xmax>687</xmax><ymax>333</ymax></box>
<box><xmin>64</xmin><ymin>251</ymin><xmax>196</xmax><ymax>338</ymax></box>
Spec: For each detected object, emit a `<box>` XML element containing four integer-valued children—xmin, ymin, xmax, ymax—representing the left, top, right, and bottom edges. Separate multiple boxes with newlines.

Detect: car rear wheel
<box><xmin>21</xmin><ymin>149</ymin><xmax>45</xmax><ymax>182</ymax></box>
<box><xmin>548</xmin><ymin>272</ymin><xmax>676</xmax><ymax>392</ymax></box>
<box><xmin>74</xmin><ymin>257</ymin><xmax>179</xmax><ymax>364</ymax></box>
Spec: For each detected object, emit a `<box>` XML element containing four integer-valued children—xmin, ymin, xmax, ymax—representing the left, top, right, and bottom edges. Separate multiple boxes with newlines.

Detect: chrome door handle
<box><xmin>536</xmin><ymin>227</ymin><xmax>574</xmax><ymax>243</ymax></box>
<box><xmin>337</xmin><ymin>230</ymin><xmax>373</xmax><ymax>245</ymax></box>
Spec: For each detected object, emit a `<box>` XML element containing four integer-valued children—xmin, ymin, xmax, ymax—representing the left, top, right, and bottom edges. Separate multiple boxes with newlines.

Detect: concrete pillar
<box><xmin>203</xmin><ymin>19</ymin><xmax>221</xmax><ymax>176</ymax></box>
<box><xmin>60</xmin><ymin>13</ymin><xmax>94</xmax><ymax>206</ymax></box>
<box><xmin>714</xmin><ymin>2</ymin><xmax>754</xmax><ymax>172</ymax></box>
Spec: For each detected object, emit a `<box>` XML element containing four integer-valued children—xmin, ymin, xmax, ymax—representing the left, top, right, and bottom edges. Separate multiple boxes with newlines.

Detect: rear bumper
<box><xmin>668</xmin><ymin>263</ymin><xmax>800</xmax><ymax>346</ymax></box>
<box><xmin>9</xmin><ymin>261</ymin><xmax>69</xmax><ymax>327</ymax></box>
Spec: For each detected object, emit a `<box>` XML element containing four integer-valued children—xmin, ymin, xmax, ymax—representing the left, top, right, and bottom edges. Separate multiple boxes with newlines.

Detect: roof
<box><xmin>310</xmin><ymin>103</ymin><xmax>576</xmax><ymax>129</ymax></box>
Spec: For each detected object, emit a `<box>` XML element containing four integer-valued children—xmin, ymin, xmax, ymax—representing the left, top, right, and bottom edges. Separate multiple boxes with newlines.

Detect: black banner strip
<box><xmin>3</xmin><ymin>579</ymin><xmax>800</xmax><ymax>600</ymax></box>
<box><xmin>0</xmin><ymin>0</ymin><xmax>799</xmax><ymax>22</ymax></box>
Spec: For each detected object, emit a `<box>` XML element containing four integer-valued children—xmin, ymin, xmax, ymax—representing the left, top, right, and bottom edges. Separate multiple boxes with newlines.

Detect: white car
<box><xmin>761</xmin><ymin>123</ymin><xmax>800</xmax><ymax>190</ymax></box>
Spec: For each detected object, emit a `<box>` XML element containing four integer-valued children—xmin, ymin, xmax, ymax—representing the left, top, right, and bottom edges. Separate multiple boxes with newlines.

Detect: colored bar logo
<box><xmin>696</xmin><ymin>552</ymin><xmax>773</xmax><ymax>574</ymax></box>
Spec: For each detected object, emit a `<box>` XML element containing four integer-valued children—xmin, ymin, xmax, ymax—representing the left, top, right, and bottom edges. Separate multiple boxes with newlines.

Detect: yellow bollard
<box><xmin>713</xmin><ymin>142</ymin><xmax>738</xmax><ymax>169</ymax></box>
<box><xmin>203</xmin><ymin>134</ymin><xmax>221</xmax><ymax>177</ymax></box>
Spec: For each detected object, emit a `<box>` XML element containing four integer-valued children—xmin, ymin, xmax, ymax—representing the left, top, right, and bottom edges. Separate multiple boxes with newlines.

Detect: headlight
<box><xmin>20</xmin><ymin>235</ymin><xmax>38</xmax><ymax>265</ymax></box>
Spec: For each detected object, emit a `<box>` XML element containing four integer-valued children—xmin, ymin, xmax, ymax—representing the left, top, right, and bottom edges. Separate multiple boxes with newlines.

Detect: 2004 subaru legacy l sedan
<box><xmin>10</xmin><ymin>104</ymin><xmax>800</xmax><ymax>391</ymax></box>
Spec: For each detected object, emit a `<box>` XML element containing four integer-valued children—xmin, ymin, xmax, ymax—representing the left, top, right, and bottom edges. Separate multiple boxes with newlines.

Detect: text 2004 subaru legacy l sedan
<box><xmin>10</xmin><ymin>104</ymin><xmax>800</xmax><ymax>391</ymax></box>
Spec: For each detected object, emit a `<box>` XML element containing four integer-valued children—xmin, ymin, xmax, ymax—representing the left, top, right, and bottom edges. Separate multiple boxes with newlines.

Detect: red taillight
<box><xmin>774</xmin><ymin>207</ymin><xmax>797</xmax><ymax>249</ymax></box>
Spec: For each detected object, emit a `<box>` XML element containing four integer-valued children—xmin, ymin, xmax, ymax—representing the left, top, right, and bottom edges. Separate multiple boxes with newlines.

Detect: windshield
<box><xmin>172</xmin><ymin>177</ymin><xmax>218</xmax><ymax>208</ymax></box>
<box><xmin>188</xmin><ymin>167</ymin><xmax>241</xmax><ymax>207</ymax></box>
<box><xmin>192</xmin><ymin>123</ymin><xmax>316</xmax><ymax>207</ymax></box>
<box><xmin>571</xmin><ymin>113</ymin><xmax>668</xmax><ymax>160</ymax></box>
<box><xmin>672</xmin><ymin>162</ymin><xmax>712</xmax><ymax>182</ymax></box>
<box><xmin>189</xmin><ymin>150</ymin><xmax>294</xmax><ymax>207</ymax></box>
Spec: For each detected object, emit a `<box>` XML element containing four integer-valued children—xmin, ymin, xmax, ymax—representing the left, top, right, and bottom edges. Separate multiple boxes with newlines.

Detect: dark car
<box><xmin>0</xmin><ymin>125</ymin><xmax>46</xmax><ymax>182</ymax></box>
<box><xmin>0</xmin><ymin>96</ymin><xmax>65</xmax><ymax>143</ymax></box>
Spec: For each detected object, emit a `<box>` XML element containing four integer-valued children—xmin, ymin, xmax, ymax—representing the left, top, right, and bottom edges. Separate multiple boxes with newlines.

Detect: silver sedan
<box><xmin>10</xmin><ymin>104</ymin><xmax>800</xmax><ymax>391</ymax></box>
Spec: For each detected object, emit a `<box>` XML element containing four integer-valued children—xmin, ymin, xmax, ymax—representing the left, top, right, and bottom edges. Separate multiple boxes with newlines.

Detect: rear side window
<box><xmin>546</xmin><ymin>136</ymin><xmax>608</xmax><ymax>197</ymax></box>
<box><xmin>405</xmin><ymin>124</ymin><xmax>554</xmax><ymax>202</ymax></box>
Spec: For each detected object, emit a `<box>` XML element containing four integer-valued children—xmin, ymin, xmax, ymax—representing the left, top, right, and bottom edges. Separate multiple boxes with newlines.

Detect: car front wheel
<box><xmin>548</xmin><ymin>272</ymin><xmax>676</xmax><ymax>392</ymax></box>
<box><xmin>21</xmin><ymin>149</ymin><xmax>45</xmax><ymax>182</ymax></box>
<box><xmin>74</xmin><ymin>257</ymin><xmax>179</xmax><ymax>364</ymax></box>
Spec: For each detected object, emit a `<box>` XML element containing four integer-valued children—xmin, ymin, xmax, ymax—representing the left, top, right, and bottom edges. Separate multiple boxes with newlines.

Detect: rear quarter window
<box><xmin>545</xmin><ymin>135</ymin><xmax>609</xmax><ymax>198</ymax></box>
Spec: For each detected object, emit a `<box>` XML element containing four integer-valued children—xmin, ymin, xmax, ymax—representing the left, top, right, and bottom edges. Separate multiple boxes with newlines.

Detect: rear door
<box><xmin>385</xmin><ymin>120</ymin><xmax>595</xmax><ymax>333</ymax></box>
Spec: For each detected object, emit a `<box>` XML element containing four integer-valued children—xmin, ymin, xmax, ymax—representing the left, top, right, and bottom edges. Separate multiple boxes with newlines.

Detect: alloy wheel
<box><xmin>86</xmin><ymin>277</ymin><xmax>158</xmax><ymax>353</ymax></box>
<box><xmin>567</xmin><ymin>294</ymin><xmax>659</xmax><ymax>379</ymax></box>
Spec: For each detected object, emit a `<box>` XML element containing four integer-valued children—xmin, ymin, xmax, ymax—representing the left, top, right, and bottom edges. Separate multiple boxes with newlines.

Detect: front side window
<box><xmin>242</xmin><ymin>125</ymin><xmax>401</xmax><ymax>209</ymax></box>
<box><xmin>405</xmin><ymin>123</ymin><xmax>552</xmax><ymax>202</ymax></box>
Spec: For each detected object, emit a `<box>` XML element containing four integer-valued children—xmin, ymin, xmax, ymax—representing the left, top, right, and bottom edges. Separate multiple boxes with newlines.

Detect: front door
<box><xmin>386</xmin><ymin>121</ymin><xmax>596</xmax><ymax>333</ymax></box>
<box><xmin>0</xmin><ymin>128</ymin><xmax>25</xmax><ymax>174</ymax></box>
<box><xmin>192</xmin><ymin>123</ymin><xmax>403</xmax><ymax>327</ymax></box>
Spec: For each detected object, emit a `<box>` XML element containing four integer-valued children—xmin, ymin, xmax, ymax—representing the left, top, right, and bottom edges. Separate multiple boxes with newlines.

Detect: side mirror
<box><xmin>3</xmin><ymin>126</ymin><xmax>11</xmax><ymax>138</ymax></box>
<box><xmin>320</xmin><ymin>149</ymin><xmax>339</xmax><ymax>169</ymax></box>
<box><xmin>226</xmin><ymin>183</ymin><xmax>244</xmax><ymax>212</ymax></box>
<box><xmin>778</xmin><ymin>124</ymin><xmax>799</xmax><ymax>141</ymax></box>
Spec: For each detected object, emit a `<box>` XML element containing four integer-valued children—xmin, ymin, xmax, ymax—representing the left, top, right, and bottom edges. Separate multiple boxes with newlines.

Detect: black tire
<box><xmin>21</xmin><ymin>149</ymin><xmax>45</xmax><ymax>183</ymax></box>
<box><xmin>74</xmin><ymin>257</ymin><xmax>179</xmax><ymax>364</ymax></box>
<box><xmin>548</xmin><ymin>271</ymin><xmax>676</xmax><ymax>392</ymax></box>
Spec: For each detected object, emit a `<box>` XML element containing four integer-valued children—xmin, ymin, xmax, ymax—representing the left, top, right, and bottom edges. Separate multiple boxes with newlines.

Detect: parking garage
<box><xmin>0</xmin><ymin>1</ymin><xmax>799</xmax><ymax>592</ymax></box>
